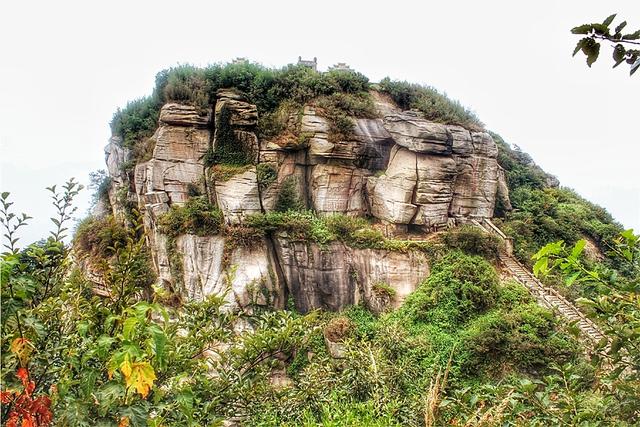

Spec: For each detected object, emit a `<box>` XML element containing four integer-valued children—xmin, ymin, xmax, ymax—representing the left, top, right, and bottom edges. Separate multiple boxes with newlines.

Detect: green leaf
<box><xmin>573</xmin><ymin>38</ymin><xmax>589</xmax><ymax>56</ymax></box>
<box><xmin>571</xmin><ymin>24</ymin><xmax>593</xmax><ymax>35</ymax></box>
<box><xmin>622</xmin><ymin>30</ymin><xmax>640</xmax><ymax>40</ymax></box>
<box><xmin>566</xmin><ymin>271</ymin><xmax>581</xmax><ymax>286</ymax></box>
<box><xmin>570</xmin><ymin>239</ymin><xmax>586</xmax><ymax>259</ymax></box>
<box><xmin>123</xmin><ymin>317</ymin><xmax>138</xmax><ymax>340</ymax></box>
<box><xmin>615</xmin><ymin>21</ymin><xmax>627</xmax><ymax>34</ymax></box>
<box><xmin>602</xmin><ymin>14</ymin><xmax>616</xmax><ymax>27</ymax></box>
<box><xmin>533</xmin><ymin>257</ymin><xmax>548</xmax><ymax>277</ymax></box>
<box><xmin>613</xmin><ymin>44</ymin><xmax>626</xmax><ymax>67</ymax></box>
<box><xmin>585</xmin><ymin>41</ymin><xmax>601</xmax><ymax>67</ymax></box>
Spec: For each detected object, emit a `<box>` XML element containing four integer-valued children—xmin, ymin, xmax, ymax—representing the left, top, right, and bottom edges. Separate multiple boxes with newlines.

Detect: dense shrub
<box><xmin>378</xmin><ymin>78</ymin><xmax>483</xmax><ymax>129</ymax></box>
<box><xmin>441</xmin><ymin>225</ymin><xmax>503</xmax><ymax>259</ymax></box>
<box><xmin>110</xmin><ymin>96</ymin><xmax>161</xmax><ymax>149</ymax></box>
<box><xmin>463</xmin><ymin>303</ymin><xmax>577</xmax><ymax>373</ymax></box>
<box><xmin>161</xmin><ymin>64</ymin><xmax>210</xmax><ymax>112</ymax></box>
<box><xmin>73</xmin><ymin>215</ymin><xmax>128</xmax><ymax>261</ymax></box>
<box><xmin>158</xmin><ymin>196</ymin><xmax>223</xmax><ymax>237</ymax></box>
<box><xmin>497</xmin><ymin>186</ymin><xmax>622</xmax><ymax>265</ymax></box>
<box><xmin>206</xmin><ymin>105</ymin><xmax>253</xmax><ymax>166</ymax></box>
<box><xmin>398</xmin><ymin>252</ymin><xmax>499</xmax><ymax>325</ymax></box>
<box><xmin>492</xmin><ymin>131</ymin><xmax>623</xmax><ymax>272</ymax></box>
<box><xmin>256</xmin><ymin>163</ymin><xmax>278</xmax><ymax>191</ymax></box>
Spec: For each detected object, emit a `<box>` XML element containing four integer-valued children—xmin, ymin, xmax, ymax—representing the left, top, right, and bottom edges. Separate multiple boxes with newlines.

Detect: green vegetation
<box><xmin>245</xmin><ymin>210</ymin><xmax>439</xmax><ymax>254</ymax></box>
<box><xmin>571</xmin><ymin>14</ymin><xmax>640</xmax><ymax>76</ymax></box>
<box><xmin>208</xmin><ymin>163</ymin><xmax>253</xmax><ymax>182</ymax></box>
<box><xmin>441</xmin><ymin>224</ymin><xmax>503</xmax><ymax>260</ymax></box>
<box><xmin>274</xmin><ymin>176</ymin><xmax>305</xmax><ymax>212</ymax></box>
<box><xmin>492</xmin><ymin>132</ymin><xmax>622</xmax><ymax>267</ymax></box>
<box><xmin>157</xmin><ymin>196</ymin><xmax>223</xmax><ymax>237</ymax></box>
<box><xmin>205</xmin><ymin>104</ymin><xmax>253</xmax><ymax>166</ymax></box>
<box><xmin>74</xmin><ymin>215</ymin><xmax>128</xmax><ymax>262</ymax></box>
<box><xmin>111</xmin><ymin>62</ymin><xmax>374</xmax><ymax>156</ymax></box>
<box><xmin>533</xmin><ymin>230</ymin><xmax>640</xmax><ymax>419</ymax></box>
<box><xmin>2</xmin><ymin>186</ymin><xmax>638</xmax><ymax>426</ymax></box>
<box><xmin>256</xmin><ymin>163</ymin><xmax>278</xmax><ymax>191</ymax></box>
<box><xmin>378</xmin><ymin>77</ymin><xmax>483</xmax><ymax>130</ymax></box>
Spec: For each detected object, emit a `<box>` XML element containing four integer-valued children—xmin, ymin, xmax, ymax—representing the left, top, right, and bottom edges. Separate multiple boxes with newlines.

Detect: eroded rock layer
<box><xmin>100</xmin><ymin>90</ymin><xmax>510</xmax><ymax>312</ymax></box>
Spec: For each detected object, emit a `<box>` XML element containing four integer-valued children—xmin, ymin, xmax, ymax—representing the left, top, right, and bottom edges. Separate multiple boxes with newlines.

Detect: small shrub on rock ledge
<box><xmin>158</xmin><ymin>196</ymin><xmax>223</xmax><ymax>237</ymax></box>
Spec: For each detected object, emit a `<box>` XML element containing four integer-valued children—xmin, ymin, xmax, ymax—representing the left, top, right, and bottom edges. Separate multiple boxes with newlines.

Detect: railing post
<box><xmin>505</xmin><ymin>237</ymin><xmax>513</xmax><ymax>256</ymax></box>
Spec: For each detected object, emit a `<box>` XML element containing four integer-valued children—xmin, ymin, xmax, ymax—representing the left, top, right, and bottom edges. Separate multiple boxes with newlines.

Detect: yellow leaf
<box><xmin>124</xmin><ymin>361</ymin><xmax>156</xmax><ymax>398</ymax></box>
<box><xmin>118</xmin><ymin>416</ymin><xmax>130</xmax><ymax>427</ymax></box>
<box><xmin>10</xmin><ymin>337</ymin><xmax>32</xmax><ymax>366</ymax></box>
<box><xmin>120</xmin><ymin>357</ymin><xmax>132</xmax><ymax>379</ymax></box>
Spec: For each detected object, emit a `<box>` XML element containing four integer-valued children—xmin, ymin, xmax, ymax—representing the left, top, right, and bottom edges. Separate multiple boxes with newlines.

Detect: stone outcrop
<box><xmin>99</xmin><ymin>89</ymin><xmax>511</xmax><ymax>313</ymax></box>
<box><xmin>274</xmin><ymin>239</ymin><xmax>429</xmax><ymax>313</ymax></box>
<box><xmin>135</xmin><ymin>104</ymin><xmax>210</xmax><ymax>205</ymax></box>
<box><xmin>176</xmin><ymin>235</ymin><xmax>282</xmax><ymax>311</ymax></box>
<box><xmin>215</xmin><ymin>168</ymin><xmax>262</xmax><ymax>225</ymax></box>
<box><xmin>383</xmin><ymin>112</ymin><xmax>452</xmax><ymax>154</ymax></box>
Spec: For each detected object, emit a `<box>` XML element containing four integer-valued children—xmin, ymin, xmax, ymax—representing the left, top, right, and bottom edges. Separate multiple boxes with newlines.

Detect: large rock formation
<box><xmin>274</xmin><ymin>239</ymin><xmax>429</xmax><ymax>313</ymax></box>
<box><xmin>99</xmin><ymin>89</ymin><xmax>511</xmax><ymax>313</ymax></box>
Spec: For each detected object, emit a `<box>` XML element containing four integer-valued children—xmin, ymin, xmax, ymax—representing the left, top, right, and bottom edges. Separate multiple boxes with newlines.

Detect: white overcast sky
<box><xmin>1</xmin><ymin>0</ymin><xmax>639</xmax><ymax>246</ymax></box>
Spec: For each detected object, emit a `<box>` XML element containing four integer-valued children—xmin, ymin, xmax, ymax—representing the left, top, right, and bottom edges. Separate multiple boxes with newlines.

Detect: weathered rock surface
<box><xmin>104</xmin><ymin>137</ymin><xmax>130</xmax><ymax>220</ymax></box>
<box><xmin>215</xmin><ymin>168</ymin><xmax>262</xmax><ymax>225</ymax></box>
<box><xmin>274</xmin><ymin>239</ymin><xmax>428</xmax><ymax>313</ymax></box>
<box><xmin>134</xmin><ymin>103</ymin><xmax>211</xmax><ymax>205</ymax></box>
<box><xmin>368</xmin><ymin>147</ymin><xmax>418</xmax><ymax>224</ymax></box>
<box><xmin>383</xmin><ymin>111</ymin><xmax>452</xmax><ymax>154</ymax></box>
<box><xmin>310</xmin><ymin>164</ymin><xmax>369</xmax><ymax>216</ymax></box>
<box><xmin>160</xmin><ymin>103</ymin><xmax>210</xmax><ymax>127</ymax></box>
<box><xmin>215</xmin><ymin>89</ymin><xmax>258</xmax><ymax>127</ymax></box>
<box><xmin>99</xmin><ymin>90</ymin><xmax>512</xmax><ymax>313</ymax></box>
<box><xmin>176</xmin><ymin>235</ymin><xmax>282</xmax><ymax>310</ymax></box>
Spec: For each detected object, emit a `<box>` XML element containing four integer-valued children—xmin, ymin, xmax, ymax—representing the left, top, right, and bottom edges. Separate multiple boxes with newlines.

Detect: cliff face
<box><xmin>101</xmin><ymin>89</ymin><xmax>510</xmax><ymax>313</ymax></box>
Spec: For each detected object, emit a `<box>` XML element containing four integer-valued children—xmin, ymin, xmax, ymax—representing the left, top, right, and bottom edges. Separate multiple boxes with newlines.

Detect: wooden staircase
<box><xmin>471</xmin><ymin>218</ymin><xmax>608</xmax><ymax>347</ymax></box>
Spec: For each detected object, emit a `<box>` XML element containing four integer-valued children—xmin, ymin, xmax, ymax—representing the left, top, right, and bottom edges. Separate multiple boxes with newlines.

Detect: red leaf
<box><xmin>16</xmin><ymin>368</ymin><xmax>29</xmax><ymax>385</ymax></box>
<box><xmin>1</xmin><ymin>390</ymin><xmax>14</xmax><ymax>403</ymax></box>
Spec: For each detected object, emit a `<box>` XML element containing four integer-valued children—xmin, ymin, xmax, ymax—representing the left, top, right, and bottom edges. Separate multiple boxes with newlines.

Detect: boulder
<box><xmin>368</xmin><ymin>147</ymin><xmax>418</xmax><ymax>224</ymax></box>
<box><xmin>471</xmin><ymin>131</ymin><xmax>498</xmax><ymax>158</ymax></box>
<box><xmin>310</xmin><ymin>164</ymin><xmax>368</xmax><ymax>215</ymax></box>
<box><xmin>383</xmin><ymin>111</ymin><xmax>452</xmax><ymax>154</ymax></box>
<box><xmin>449</xmin><ymin>155</ymin><xmax>499</xmax><ymax>218</ymax></box>
<box><xmin>215</xmin><ymin>89</ymin><xmax>258</xmax><ymax>127</ymax></box>
<box><xmin>159</xmin><ymin>103</ymin><xmax>210</xmax><ymax>127</ymax></box>
<box><xmin>215</xmin><ymin>168</ymin><xmax>262</xmax><ymax>225</ymax></box>
<box><xmin>413</xmin><ymin>154</ymin><xmax>457</xmax><ymax>227</ymax></box>
<box><xmin>448</xmin><ymin>125</ymin><xmax>473</xmax><ymax>156</ymax></box>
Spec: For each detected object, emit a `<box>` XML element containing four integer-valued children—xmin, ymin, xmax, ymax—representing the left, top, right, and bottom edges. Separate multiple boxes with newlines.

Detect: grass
<box><xmin>378</xmin><ymin>78</ymin><xmax>483</xmax><ymax>130</ymax></box>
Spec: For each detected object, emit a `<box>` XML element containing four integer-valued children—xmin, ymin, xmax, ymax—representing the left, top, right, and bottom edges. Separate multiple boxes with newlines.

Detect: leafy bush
<box><xmin>73</xmin><ymin>215</ymin><xmax>128</xmax><ymax>261</ymax></box>
<box><xmin>158</xmin><ymin>196</ymin><xmax>223</xmax><ymax>237</ymax></box>
<box><xmin>206</xmin><ymin>105</ymin><xmax>252</xmax><ymax>166</ymax></box>
<box><xmin>275</xmin><ymin>176</ymin><xmax>305</xmax><ymax>212</ymax></box>
<box><xmin>378</xmin><ymin>78</ymin><xmax>482</xmax><ymax>129</ymax></box>
<box><xmin>256</xmin><ymin>163</ymin><xmax>278</xmax><ymax>191</ymax></box>
<box><xmin>462</xmin><ymin>303</ymin><xmax>577</xmax><ymax>373</ymax></box>
<box><xmin>110</xmin><ymin>96</ymin><xmax>161</xmax><ymax>149</ymax></box>
<box><xmin>397</xmin><ymin>252</ymin><xmax>499</xmax><ymax>325</ymax></box>
<box><xmin>441</xmin><ymin>225</ymin><xmax>503</xmax><ymax>259</ymax></box>
<box><xmin>161</xmin><ymin>64</ymin><xmax>210</xmax><ymax>112</ymax></box>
